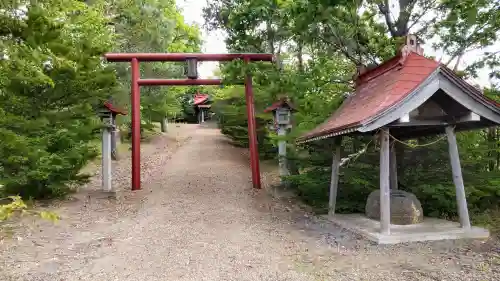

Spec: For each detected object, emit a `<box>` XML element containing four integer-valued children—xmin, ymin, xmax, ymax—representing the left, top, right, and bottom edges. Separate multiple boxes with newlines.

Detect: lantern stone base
<box><xmin>325</xmin><ymin>213</ymin><xmax>489</xmax><ymax>244</ymax></box>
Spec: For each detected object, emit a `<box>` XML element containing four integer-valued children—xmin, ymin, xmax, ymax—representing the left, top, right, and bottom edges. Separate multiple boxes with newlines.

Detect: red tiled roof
<box><xmin>264</xmin><ymin>97</ymin><xmax>297</xmax><ymax>113</ymax></box>
<box><xmin>299</xmin><ymin>52</ymin><xmax>440</xmax><ymax>141</ymax></box>
<box><xmin>104</xmin><ymin>101</ymin><xmax>127</xmax><ymax>115</ymax></box>
<box><xmin>193</xmin><ymin>93</ymin><xmax>209</xmax><ymax>105</ymax></box>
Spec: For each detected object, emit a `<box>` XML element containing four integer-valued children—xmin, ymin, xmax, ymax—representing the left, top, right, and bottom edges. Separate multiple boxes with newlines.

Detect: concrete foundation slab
<box><xmin>325</xmin><ymin>213</ymin><xmax>490</xmax><ymax>244</ymax></box>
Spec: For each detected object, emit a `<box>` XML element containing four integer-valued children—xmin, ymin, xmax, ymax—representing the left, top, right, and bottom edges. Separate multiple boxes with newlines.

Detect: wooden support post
<box><xmin>329</xmin><ymin>137</ymin><xmax>342</xmax><ymax>216</ymax></box>
<box><xmin>379</xmin><ymin>128</ymin><xmax>391</xmax><ymax>234</ymax></box>
<box><xmin>389</xmin><ymin>141</ymin><xmax>398</xmax><ymax>190</ymax></box>
<box><xmin>277</xmin><ymin>125</ymin><xmax>289</xmax><ymax>182</ymax></box>
<box><xmin>102</xmin><ymin>120</ymin><xmax>112</xmax><ymax>192</ymax></box>
<box><xmin>445</xmin><ymin>126</ymin><xmax>471</xmax><ymax>229</ymax></box>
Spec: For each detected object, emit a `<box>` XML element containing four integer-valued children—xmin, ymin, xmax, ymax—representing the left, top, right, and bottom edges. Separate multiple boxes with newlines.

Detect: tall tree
<box><xmin>0</xmin><ymin>0</ymin><xmax>119</xmax><ymax>198</ymax></box>
<box><xmin>106</xmin><ymin>0</ymin><xmax>202</xmax><ymax>130</ymax></box>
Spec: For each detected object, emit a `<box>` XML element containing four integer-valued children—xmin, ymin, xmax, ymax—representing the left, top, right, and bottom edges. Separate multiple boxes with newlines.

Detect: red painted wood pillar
<box><xmin>244</xmin><ymin>57</ymin><xmax>262</xmax><ymax>189</ymax></box>
<box><xmin>131</xmin><ymin>58</ymin><xmax>141</xmax><ymax>190</ymax></box>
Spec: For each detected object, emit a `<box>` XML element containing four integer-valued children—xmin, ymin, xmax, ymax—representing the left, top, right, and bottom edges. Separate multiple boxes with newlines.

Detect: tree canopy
<box><xmin>203</xmin><ymin>0</ymin><xmax>500</xmax><ymax>219</ymax></box>
<box><xmin>0</xmin><ymin>0</ymin><xmax>202</xmax><ymax>198</ymax></box>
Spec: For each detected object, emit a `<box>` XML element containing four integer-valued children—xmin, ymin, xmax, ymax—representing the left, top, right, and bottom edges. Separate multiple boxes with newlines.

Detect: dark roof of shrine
<box><xmin>264</xmin><ymin>97</ymin><xmax>297</xmax><ymax>113</ymax></box>
<box><xmin>297</xmin><ymin>51</ymin><xmax>500</xmax><ymax>143</ymax></box>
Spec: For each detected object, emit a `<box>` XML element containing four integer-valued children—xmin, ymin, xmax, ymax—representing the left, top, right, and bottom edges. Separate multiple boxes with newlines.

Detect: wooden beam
<box><xmin>432</xmin><ymin>90</ymin><xmax>470</xmax><ymax>116</ymax></box>
<box><xmin>328</xmin><ymin>137</ymin><xmax>342</xmax><ymax>216</ymax></box>
<box><xmin>457</xmin><ymin>111</ymin><xmax>480</xmax><ymax>122</ymax></box>
<box><xmin>439</xmin><ymin>77</ymin><xmax>500</xmax><ymax>124</ymax></box>
<box><xmin>389</xmin><ymin>111</ymin><xmax>482</xmax><ymax>128</ymax></box>
<box><xmin>388</xmin><ymin>119</ymin><xmax>448</xmax><ymax>127</ymax></box>
<box><xmin>105</xmin><ymin>53</ymin><xmax>274</xmax><ymax>62</ymax></box>
<box><xmin>379</xmin><ymin>128</ymin><xmax>391</xmax><ymax>234</ymax></box>
<box><xmin>445</xmin><ymin>126</ymin><xmax>471</xmax><ymax>229</ymax></box>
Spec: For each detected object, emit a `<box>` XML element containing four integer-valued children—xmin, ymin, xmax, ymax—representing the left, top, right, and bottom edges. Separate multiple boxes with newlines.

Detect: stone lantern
<box><xmin>97</xmin><ymin>101</ymin><xmax>127</xmax><ymax>193</ymax></box>
<box><xmin>264</xmin><ymin>97</ymin><xmax>297</xmax><ymax>182</ymax></box>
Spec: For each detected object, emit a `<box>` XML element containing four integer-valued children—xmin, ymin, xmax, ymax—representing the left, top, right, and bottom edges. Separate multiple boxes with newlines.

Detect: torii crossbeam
<box><xmin>104</xmin><ymin>52</ymin><xmax>274</xmax><ymax>191</ymax></box>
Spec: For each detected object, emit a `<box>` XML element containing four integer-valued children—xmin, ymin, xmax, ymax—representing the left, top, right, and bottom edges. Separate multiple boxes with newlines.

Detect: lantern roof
<box><xmin>103</xmin><ymin>101</ymin><xmax>127</xmax><ymax>115</ymax></box>
<box><xmin>264</xmin><ymin>97</ymin><xmax>297</xmax><ymax>113</ymax></box>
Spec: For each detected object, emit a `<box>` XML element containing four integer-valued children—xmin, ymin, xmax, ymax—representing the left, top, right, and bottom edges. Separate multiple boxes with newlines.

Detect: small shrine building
<box><xmin>193</xmin><ymin>93</ymin><xmax>212</xmax><ymax>123</ymax></box>
<box><xmin>297</xmin><ymin>35</ymin><xmax>500</xmax><ymax>244</ymax></box>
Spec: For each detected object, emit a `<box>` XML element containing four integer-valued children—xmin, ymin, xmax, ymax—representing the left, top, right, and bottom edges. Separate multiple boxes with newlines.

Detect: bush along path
<box><xmin>1</xmin><ymin>123</ymin><xmax>499</xmax><ymax>281</ymax></box>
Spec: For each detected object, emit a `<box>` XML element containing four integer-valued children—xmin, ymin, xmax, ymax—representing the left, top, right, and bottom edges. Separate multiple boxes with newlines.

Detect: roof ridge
<box><xmin>358</xmin><ymin>51</ymin><xmax>440</xmax><ymax>85</ymax></box>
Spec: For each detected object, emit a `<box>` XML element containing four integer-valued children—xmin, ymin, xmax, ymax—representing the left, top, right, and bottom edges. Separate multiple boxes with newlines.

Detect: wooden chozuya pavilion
<box><xmin>297</xmin><ymin>35</ymin><xmax>500</xmax><ymax>244</ymax></box>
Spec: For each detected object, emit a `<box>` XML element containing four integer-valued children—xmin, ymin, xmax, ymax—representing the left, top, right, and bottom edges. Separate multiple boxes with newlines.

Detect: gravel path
<box><xmin>1</xmin><ymin>123</ymin><xmax>499</xmax><ymax>280</ymax></box>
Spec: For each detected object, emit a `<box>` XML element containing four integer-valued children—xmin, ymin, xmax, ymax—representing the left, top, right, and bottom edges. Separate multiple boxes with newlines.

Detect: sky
<box><xmin>177</xmin><ymin>0</ymin><xmax>226</xmax><ymax>78</ymax></box>
<box><xmin>177</xmin><ymin>0</ymin><xmax>493</xmax><ymax>87</ymax></box>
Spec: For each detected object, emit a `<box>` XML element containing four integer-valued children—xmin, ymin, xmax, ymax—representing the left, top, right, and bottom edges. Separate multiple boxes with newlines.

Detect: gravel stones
<box><xmin>0</xmin><ymin>123</ymin><xmax>498</xmax><ymax>281</ymax></box>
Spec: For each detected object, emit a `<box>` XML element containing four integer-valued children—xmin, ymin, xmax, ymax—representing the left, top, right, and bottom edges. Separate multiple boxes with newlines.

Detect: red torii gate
<box><xmin>104</xmin><ymin>53</ymin><xmax>274</xmax><ymax>191</ymax></box>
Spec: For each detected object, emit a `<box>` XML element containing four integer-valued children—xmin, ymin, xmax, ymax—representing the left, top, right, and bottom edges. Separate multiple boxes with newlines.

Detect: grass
<box><xmin>262</xmin><ymin>158</ymin><xmax>500</xmax><ymax>237</ymax></box>
<box><xmin>82</xmin><ymin>137</ymin><xmax>131</xmax><ymax>175</ymax></box>
<box><xmin>85</xmin><ymin>121</ymin><xmax>169</xmax><ymax>171</ymax></box>
<box><xmin>472</xmin><ymin>208</ymin><xmax>500</xmax><ymax>237</ymax></box>
<box><xmin>140</xmin><ymin>123</ymin><xmax>163</xmax><ymax>142</ymax></box>
<box><xmin>88</xmin><ymin>139</ymin><xmax>131</xmax><ymax>158</ymax></box>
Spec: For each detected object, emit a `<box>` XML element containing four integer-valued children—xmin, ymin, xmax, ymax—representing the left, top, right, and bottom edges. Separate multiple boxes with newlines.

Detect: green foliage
<box><xmin>286</xmin><ymin>134</ymin><xmax>500</xmax><ymax>219</ymax></box>
<box><xmin>0</xmin><ymin>0</ymin><xmax>201</xmax><ymax>200</ymax></box>
<box><xmin>0</xmin><ymin>196</ymin><xmax>28</xmax><ymax>221</ymax></box>
<box><xmin>0</xmin><ymin>196</ymin><xmax>59</xmax><ymax>222</ymax></box>
<box><xmin>213</xmin><ymin>86</ymin><xmax>276</xmax><ymax>158</ymax></box>
<box><xmin>0</xmin><ymin>0</ymin><xmax>118</xmax><ymax>199</ymax></box>
<box><xmin>286</xmin><ymin>139</ymin><xmax>380</xmax><ymax>214</ymax></box>
<box><xmin>430</xmin><ymin>0</ymin><xmax>500</xmax><ymax>80</ymax></box>
<box><xmin>399</xmin><ymin>136</ymin><xmax>500</xmax><ymax>218</ymax></box>
<box><xmin>473</xmin><ymin>208</ymin><xmax>500</xmax><ymax>235</ymax></box>
<box><xmin>204</xmin><ymin>0</ymin><xmax>500</xmax><ymax>224</ymax></box>
<box><xmin>107</xmin><ymin>0</ymin><xmax>203</xmax><ymax>124</ymax></box>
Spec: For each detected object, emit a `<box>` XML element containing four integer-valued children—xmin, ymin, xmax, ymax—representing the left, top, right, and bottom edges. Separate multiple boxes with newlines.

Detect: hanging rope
<box><xmin>340</xmin><ymin>135</ymin><xmax>375</xmax><ymax>168</ymax></box>
<box><xmin>341</xmin><ymin>126</ymin><xmax>452</xmax><ymax>167</ymax></box>
<box><xmin>388</xmin><ymin>126</ymin><xmax>453</xmax><ymax>148</ymax></box>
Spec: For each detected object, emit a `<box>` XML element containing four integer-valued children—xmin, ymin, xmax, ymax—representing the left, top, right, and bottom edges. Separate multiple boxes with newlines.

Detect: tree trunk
<box><xmin>297</xmin><ymin>40</ymin><xmax>304</xmax><ymax>73</ymax></box>
<box><xmin>287</xmin><ymin>146</ymin><xmax>300</xmax><ymax>176</ymax></box>
<box><xmin>453</xmin><ymin>53</ymin><xmax>463</xmax><ymax>71</ymax></box>
<box><xmin>497</xmin><ymin>128</ymin><xmax>500</xmax><ymax>171</ymax></box>
<box><xmin>266</xmin><ymin>19</ymin><xmax>275</xmax><ymax>54</ymax></box>
<box><xmin>160</xmin><ymin>116</ymin><xmax>168</xmax><ymax>133</ymax></box>
<box><xmin>488</xmin><ymin>127</ymin><xmax>496</xmax><ymax>171</ymax></box>
<box><xmin>111</xmin><ymin>115</ymin><xmax>118</xmax><ymax>160</ymax></box>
